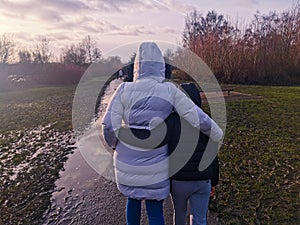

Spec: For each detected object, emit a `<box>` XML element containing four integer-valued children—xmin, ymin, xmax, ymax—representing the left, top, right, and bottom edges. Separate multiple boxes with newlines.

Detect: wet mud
<box><xmin>1</xmin><ymin>79</ymin><xmax>220</xmax><ymax>224</ymax></box>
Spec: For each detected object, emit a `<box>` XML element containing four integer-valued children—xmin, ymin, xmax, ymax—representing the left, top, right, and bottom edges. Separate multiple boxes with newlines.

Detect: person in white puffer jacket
<box><xmin>102</xmin><ymin>42</ymin><xmax>223</xmax><ymax>225</ymax></box>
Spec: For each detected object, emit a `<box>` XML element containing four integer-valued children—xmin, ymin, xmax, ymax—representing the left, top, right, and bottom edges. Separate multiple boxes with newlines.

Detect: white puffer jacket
<box><xmin>102</xmin><ymin>42</ymin><xmax>223</xmax><ymax>200</ymax></box>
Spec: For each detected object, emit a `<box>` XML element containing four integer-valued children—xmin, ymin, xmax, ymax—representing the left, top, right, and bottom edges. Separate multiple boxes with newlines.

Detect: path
<box><xmin>43</xmin><ymin>79</ymin><xmax>220</xmax><ymax>225</ymax></box>
<box><xmin>44</xmin><ymin>149</ymin><xmax>219</xmax><ymax>225</ymax></box>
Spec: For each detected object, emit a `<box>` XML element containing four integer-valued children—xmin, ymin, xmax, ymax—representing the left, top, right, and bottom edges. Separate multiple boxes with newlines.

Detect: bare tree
<box><xmin>182</xmin><ymin>4</ymin><xmax>300</xmax><ymax>85</ymax></box>
<box><xmin>81</xmin><ymin>35</ymin><xmax>102</xmax><ymax>64</ymax></box>
<box><xmin>61</xmin><ymin>36</ymin><xmax>101</xmax><ymax>66</ymax></box>
<box><xmin>61</xmin><ymin>44</ymin><xmax>86</xmax><ymax>66</ymax></box>
<box><xmin>18</xmin><ymin>49</ymin><xmax>33</xmax><ymax>63</ymax></box>
<box><xmin>92</xmin><ymin>47</ymin><xmax>102</xmax><ymax>63</ymax></box>
<box><xmin>183</xmin><ymin>10</ymin><xmax>237</xmax><ymax>81</ymax></box>
<box><xmin>33</xmin><ymin>38</ymin><xmax>53</xmax><ymax>64</ymax></box>
<box><xmin>81</xmin><ymin>35</ymin><xmax>94</xmax><ymax>63</ymax></box>
<box><xmin>0</xmin><ymin>34</ymin><xmax>15</xmax><ymax>64</ymax></box>
<box><xmin>103</xmin><ymin>55</ymin><xmax>122</xmax><ymax>68</ymax></box>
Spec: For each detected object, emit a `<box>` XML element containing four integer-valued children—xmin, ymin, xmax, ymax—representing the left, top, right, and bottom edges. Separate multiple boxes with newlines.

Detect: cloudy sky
<box><xmin>0</xmin><ymin>0</ymin><xmax>296</xmax><ymax>59</ymax></box>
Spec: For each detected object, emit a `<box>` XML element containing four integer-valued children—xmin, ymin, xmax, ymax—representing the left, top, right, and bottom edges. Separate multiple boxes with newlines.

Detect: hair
<box><xmin>165</xmin><ymin>63</ymin><xmax>172</xmax><ymax>79</ymax></box>
<box><xmin>180</xmin><ymin>83</ymin><xmax>202</xmax><ymax>107</ymax></box>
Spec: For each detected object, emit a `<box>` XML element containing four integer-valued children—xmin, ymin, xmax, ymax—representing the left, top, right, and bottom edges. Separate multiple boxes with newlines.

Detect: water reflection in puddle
<box><xmin>43</xmin><ymin>79</ymin><xmax>125</xmax><ymax>225</ymax></box>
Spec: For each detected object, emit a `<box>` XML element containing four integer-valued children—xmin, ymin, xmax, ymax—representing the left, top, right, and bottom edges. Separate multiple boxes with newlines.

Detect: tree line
<box><xmin>0</xmin><ymin>35</ymin><xmax>125</xmax><ymax>91</ymax></box>
<box><xmin>0</xmin><ymin>35</ymin><xmax>102</xmax><ymax>66</ymax></box>
<box><xmin>182</xmin><ymin>3</ymin><xmax>300</xmax><ymax>85</ymax></box>
<box><xmin>0</xmin><ymin>3</ymin><xmax>299</xmax><ymax>86</ymax></box>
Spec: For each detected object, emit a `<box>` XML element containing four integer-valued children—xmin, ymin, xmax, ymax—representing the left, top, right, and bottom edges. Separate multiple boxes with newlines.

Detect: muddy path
<box><xmin>43</xmin><ymin>147</ymin><xmax>219</xmax><ymax>225</ymax></box>
<box><xmin>43</xmin><ymin>79</ymin><xmax>220</xmax><ymax>225</ymax></box>
<box><xmin>42</xmin><ymin>149</ymin><xmax>170</xmax><ymax>225</ymax></box>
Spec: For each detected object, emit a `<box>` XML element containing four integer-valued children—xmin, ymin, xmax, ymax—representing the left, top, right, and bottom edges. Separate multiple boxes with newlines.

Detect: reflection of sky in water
<box><xmin>43</xmin><ymin>79</ymin><xmax>122</xmax><ymax>224</ymax></box>
<box><xmin>0</xmin><ymin>124</ymin><xmax>74</xmax><ymax>181</ymax></box>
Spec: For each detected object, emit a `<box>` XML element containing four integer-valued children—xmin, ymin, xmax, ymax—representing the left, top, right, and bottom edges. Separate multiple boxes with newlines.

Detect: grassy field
<box><xmin>0</xmin><ymin>84</ymin><xmax>299</xmax><ymax>224</ymax></box>
<box><xmin>212</xmin><ymin>85</ymin><xmax>300</xmax><ymax>224</ymax></box>
<box><xmin>0</xmin><ymin>86</ymin><xmax>76</xmax><ymax>133</ymax></box>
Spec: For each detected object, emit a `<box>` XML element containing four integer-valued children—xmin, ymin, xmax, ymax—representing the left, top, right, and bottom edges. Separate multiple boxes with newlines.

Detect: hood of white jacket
<box><xmin>133</xmin><ymin>42</ymin><xmax>165</xmax><ymax>81</ymax></box>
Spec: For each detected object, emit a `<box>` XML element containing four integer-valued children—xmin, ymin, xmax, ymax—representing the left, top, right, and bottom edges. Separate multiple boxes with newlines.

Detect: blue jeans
<box><xmin>126</xmin><ymin>198</ymin><xmax>165</xmax><ymax>225</ymax></box>
<box><xmin>171</xmin><ymin>180</ymin><xmax>211</xmax><ymax>225</ymax></box>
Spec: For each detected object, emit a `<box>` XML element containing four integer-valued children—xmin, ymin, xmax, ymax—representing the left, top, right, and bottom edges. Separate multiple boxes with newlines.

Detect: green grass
<box><xmin>0</xmin><ymin>84</ymin><xmax>299</xmax><ymax>224</ymax></box>
<box><xmin>212</xmin><ymin>85</ymin><xmax>300</xmax><ymax>224</ymax></box>
<box><xmin>0</xmin><ymin>86</ymin><xmax>76</xmax><ymax>133</ymax></box>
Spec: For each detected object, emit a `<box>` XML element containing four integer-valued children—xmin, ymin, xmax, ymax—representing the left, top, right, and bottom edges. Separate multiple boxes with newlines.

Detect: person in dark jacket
<box><xmin>118</xmin><ymin>82</ymin><xmax>221</xmax><ymax>225</ymax></box>
<box><xmin>166</xmin><ymin>83</ymin><xmax>220</xmax><ymax>225</ymax></box>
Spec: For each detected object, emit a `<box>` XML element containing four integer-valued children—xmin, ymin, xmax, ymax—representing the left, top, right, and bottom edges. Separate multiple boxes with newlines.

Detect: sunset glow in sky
<box><xmin>0</xmin><ymin>0</ymin><xmax>296</xmax><ymax>57</ymax></box>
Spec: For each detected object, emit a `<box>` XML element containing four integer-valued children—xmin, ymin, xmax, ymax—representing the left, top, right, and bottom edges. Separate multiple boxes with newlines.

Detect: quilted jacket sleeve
<box><xmin>168</xmin><ymin>83</ymin><xmax>223</xmax><ymax>142</ymax></box>
<box><xmin>102</xmin><ymin>83</ymin><xmax>125</xmax><ymax>148</ymax></box>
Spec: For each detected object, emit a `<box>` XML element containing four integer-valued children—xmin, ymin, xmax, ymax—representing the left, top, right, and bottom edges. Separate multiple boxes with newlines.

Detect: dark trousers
<box><xmin>126</xmin><ymin>198</ymin><xmax>165</xmax><ymax>225</ymax></box>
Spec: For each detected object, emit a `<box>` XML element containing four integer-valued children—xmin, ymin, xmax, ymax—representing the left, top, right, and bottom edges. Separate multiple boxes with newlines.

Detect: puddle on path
<box><xmin>43</xmin><ymin>79</ymin><xmax>123</xmax><ymax>225</ymax></box>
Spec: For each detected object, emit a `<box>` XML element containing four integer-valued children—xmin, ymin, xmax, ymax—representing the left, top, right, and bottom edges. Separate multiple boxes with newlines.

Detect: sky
<box><xmin>0</xmin><ymin>0</ymin><xmax>297</xmax><ymax>60</ymax></box>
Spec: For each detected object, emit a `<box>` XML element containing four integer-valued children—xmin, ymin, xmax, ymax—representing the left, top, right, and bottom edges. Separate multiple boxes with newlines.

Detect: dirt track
<box><xmin>43</xmin><ymin>149</ymin><xmax>220</xmax><ymax>225</ymax></box>
<box><xmin>45</xmin><ymin>80</ymin><xmax>245</xmax><ymax>225</ymax></box>
<box><xmin>200</xmin><ymin>90</ymin><xmax>262</xmax><ymax>104</ymax></box>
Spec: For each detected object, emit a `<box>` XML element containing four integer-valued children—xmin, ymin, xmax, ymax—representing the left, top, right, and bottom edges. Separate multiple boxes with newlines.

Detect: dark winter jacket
<box><xmin>166</xmin><ymin>83</ymin><xmax>220</xmax><ymax>186</ymax></box>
